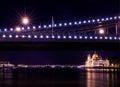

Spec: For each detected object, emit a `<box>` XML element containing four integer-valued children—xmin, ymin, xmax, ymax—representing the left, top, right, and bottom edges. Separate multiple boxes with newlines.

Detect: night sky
<box><xmin>0</xmin><ymin>0</ymin><xmax>119</xmax><ymax>28</ymax></box>
<box><xmin>0</xmin><ymin>0</ymin><xmax>119</xmax><ymax>64</ymax></box>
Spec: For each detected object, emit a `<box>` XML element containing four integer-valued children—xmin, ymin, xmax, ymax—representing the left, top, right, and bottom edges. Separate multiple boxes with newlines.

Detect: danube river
<box><xmin>0</xmin><ymin>68</ymin><xmax>120</xmax><ymax>87</ymax></box>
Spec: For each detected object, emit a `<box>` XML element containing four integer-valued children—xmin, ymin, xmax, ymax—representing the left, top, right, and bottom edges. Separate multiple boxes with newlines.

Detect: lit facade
<box><xmin>85</xmin><ymin>52</ymin><xmax>110</xmax><ymax>67</ymax></box>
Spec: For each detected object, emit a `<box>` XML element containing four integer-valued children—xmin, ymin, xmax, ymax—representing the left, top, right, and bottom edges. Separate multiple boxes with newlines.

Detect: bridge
<box><xmin>0</xmin><ymin>16</ymin><xmax>119</xmax><ymax>50</ymax></box>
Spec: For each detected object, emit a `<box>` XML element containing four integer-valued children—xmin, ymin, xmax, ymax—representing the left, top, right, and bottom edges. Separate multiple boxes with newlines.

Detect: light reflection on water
<box><xmin>0</xmin><ymin>68</ymin><xmax>119</xmax><ymax>87</ymax></box>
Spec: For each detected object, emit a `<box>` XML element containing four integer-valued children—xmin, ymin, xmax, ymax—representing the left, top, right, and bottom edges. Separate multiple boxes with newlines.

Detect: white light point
<box><xmin>99</xmin><ymin>29</ymin><xmax>105</xmax><ymax>35</ymax></box>
<box><xmin>9</xmin><ymin>35</ymin><xmax>12</xmax><ymax>38</ymax></box>
<box><xmin>22</xmin><ymin>17</ymin><xmax>29</xmax><ymax>25</ymax></box>
<box><xmin>69</xmin><ymin>22</ymin><xmax>72</xmax><ymax>25</ymax></box>
<box><xmin>4</xmin><ymin>29</ymin><xmax>7</xmax><ymax>32</ymax></box>
<box><xmin>46</xmin><ymin>36</ymin><xmax>49</xmax><ymax>38</ymax></box>
<box><xmin>74</xmin><ymin>36</ymin><xmax>77</xmax><ymax>39</ymax></box>
<box><xmin>114</xmin><ymin>37</ymin><xmax>117</xmax><ymax>40</ymax></box>
<box><xmin>40</xmin><ymin>35</ymin><xmax>43</xmax><ymax>38</ymax></box>
<box><xmin>34</xmin><ymin>35</ymin><xmax>37</xmax><ymax>38</ymax></box>
<box><xmin>85</xmin><ymin>36</ymin><xmax>88</xmax><ymax>39</ymax></box>
<box><xmin>3</xmin><ymin>35</ymin><xmax>6</xmax><ymax>38</ymax></box>
<box><xmin>59</xmin><ymin>23</ymin><xmax>62</xmax><ymax>27</ymax></box>
<box><xmin>90</xmin><ymin>36</ymin><xmax>93</xmax><ymax>39</ymax></box>
<box><xmin>63</xmin><ymin>36</ymin><xmax>66</xmax><ymax>39</ymax></box>
<box><xmin>58</xmin><ymin>36</ymin><xmax>61</xmax><ymax>39</ymax></box>
<box><xmin>109</xmin><ymin>37</ymin><xmax>112</xmax><ymax>40</ymax></box>
<box><xmin>79</xmin><ymin>36</ymin><xmax>82</xmax><ymax>39</ymax></box>
<box><xmin>69</xmin><ymin>36</ymin><xmax>72</xmax><ymax>39</ymax></box>
<box><xmin>52</xmin><ymin>36</ymin><xmax>55</xmax><ymax>38</ymax></box>
<box><xmin>15</xmin><ymin>35</ymin><xmax>19</xmax><ymax>38</ymax></box>
<box><xmin>28</xmin><ymin>35</ymin><xmax>31</xmax><ymax>38</ymax></box>
<box><xmin>15</xmin><ymin>27</ymin><xmax>21</xmax><ymax>32</ymax></box>
<box><xmin>95</xmin><ymin>36</ymin><xmax>98</xmax><ymax>39</ymax></box>
<box><xmin>10</xmin><ymin>28</ymin><xmax>14</xmax><ymax>31</ymax></box>
<box><xmin>74</xmin><ymin>22</ymin><xmax>77</xmax><ymax>25</ymax></box>
<box><xmin>100</xmin><ymin>37</ymin><xmax>103</xmax><ymax>39</ymax></box>
<box><xmin>88</xmin><ymin>20</ymin><xmax>91</xmax><ymax>23</ymax></box>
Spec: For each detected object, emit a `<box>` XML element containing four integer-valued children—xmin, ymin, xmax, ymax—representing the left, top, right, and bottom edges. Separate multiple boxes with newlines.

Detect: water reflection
<box><xmin>86</xmin><ymin>69</ymin><xmax>119</xmax><ymax>87</ymax></box>
<box><xmin>0</xmin><ymin>68</ymin><xmax>119</xmax><ymax>87</ymax></box>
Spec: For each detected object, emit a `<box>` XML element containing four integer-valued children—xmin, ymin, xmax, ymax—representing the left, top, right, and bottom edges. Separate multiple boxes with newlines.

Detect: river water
<box><xmin>0</xmin><ymin>68</ymin><xmax>120</xmax><ymax>87</ymax></box>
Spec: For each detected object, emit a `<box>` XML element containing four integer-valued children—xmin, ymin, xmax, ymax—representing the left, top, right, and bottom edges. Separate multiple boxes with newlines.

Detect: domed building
<box><xmin>85</xmin><ymin>52</ymin><xmax>110</xmax><ymax>67</ymax></box>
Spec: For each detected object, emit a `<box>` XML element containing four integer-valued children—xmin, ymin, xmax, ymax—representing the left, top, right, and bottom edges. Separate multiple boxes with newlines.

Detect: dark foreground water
<box><xmin>0</xmin><ymin>68</ymin><xmax>120</xmax><ymax>87</ymax></box>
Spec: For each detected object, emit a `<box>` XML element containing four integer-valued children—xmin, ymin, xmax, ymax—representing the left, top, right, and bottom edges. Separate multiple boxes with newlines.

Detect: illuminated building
<box><xmin>85</xmin><ymin>52</ymin><xmax>110</xmax><ymax>67</ymax></box>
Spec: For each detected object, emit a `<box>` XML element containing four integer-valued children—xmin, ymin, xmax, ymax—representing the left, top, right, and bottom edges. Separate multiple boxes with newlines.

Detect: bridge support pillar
<box><xmin>116</xmin><ymin>21</ymin><xmax>120</xmax><ymax>35</ymax></box>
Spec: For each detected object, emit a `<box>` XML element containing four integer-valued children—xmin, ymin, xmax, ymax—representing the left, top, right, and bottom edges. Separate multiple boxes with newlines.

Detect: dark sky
<box><xmin>0</xmin><ymin>0</ymin><xmax>119</xmax><ymax>28</ymax></box>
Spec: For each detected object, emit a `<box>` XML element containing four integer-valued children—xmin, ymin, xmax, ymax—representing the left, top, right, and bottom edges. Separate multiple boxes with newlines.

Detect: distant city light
<box><xmin>22</xmin><ymin>17</ymin><xmax>29</xmax><ymax>25</ymax></box>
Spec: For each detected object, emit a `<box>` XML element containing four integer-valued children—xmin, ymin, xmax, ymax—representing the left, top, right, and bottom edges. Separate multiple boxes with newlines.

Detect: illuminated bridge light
<box><xmin>90</xmin><ymin>36</ymin><xmax>93</xmax><ymax>39</ymax></box>
<box><xmin>40</xmin><ymin>35</ymin><xmax>43</xmax><ymax>38</ymax></box>
<box><xmin>105</xmin><ymin>36</ymin><xmax>108</xmax><ymax>39</ymax></box>
<box><xmin>88</xmin><ymin>20</ymin><xmax>91</xmax><ymax>23</ymax></box>
<box><xmin>15</xmin><ymin>35</ymin><xmax>19</xmax><ymax>38</ymax></box>
<box><xmin>9</xmin><ymin>35</ymin><xmax>12</xmax><ymax>38</ymax></box>
<box><xmin>83</xmin><ymin>21</ymin><xmax>86</xmax><ymax>24</ymax></box>
<box><xmin>100</xmin><ymin>36</ymin><xmax>103</xmax><ymax>39</ymax></box>
<box><xmin>48</xmin><ymin>25</ymin><xmax>52</xmax><ymax>28</ymax></box>
<box><xmin>33</xmin><ymin>26</ymin><xmax>36</xmax><ymax>29</ymax></box>
<box><xmin>4</xmin><ymin>28</ymin><xmax>7</xmax><ymax>32</ymax></box>
<box><xmin>27</xmin><ymin>26</ymin><xmax>30</xmax><ymax>30</ymax></box>
<box><xmin>44</xmin><ymin>25</ymin><xmax>47</xmax><ymax>28</ymax></box>
<box><xmin>97</xmin><ymin>19</ymin><xmax>100</xmax><ymax>22</ymax></box>
<box><xmin>95</xmin><ymin>36</ymin><xmax>98</xmax><ymax>39</ymax></box>
<box><xmin>63</xmin><ymin>36</ymin><xmax>66</xmax><ymax>39</ymax></box>
<box><xmin>3</xmin><ymin>35</ymin><xmax>6</xmax><ymax>38</ymax></box>
<box><xmin>110</xmin><ymin>17</ymin><xmax>113</xmax><ymax>20</ymax></box>
<box><xmin>109</xmin><ymin>37</ymin><xmax>112</xmax><ymax>40</ymax></box>
<box><xmin>28</xmin><ymin>35</ymin><xmax>31</xmax><ymax>38</ymax></box>
<box><xmin>22</xmin><ymin>35</ymin><xmax>25</xmax><ymax>38</ymax></box>
<box><xmin>64</xmin><ymin>23</ymin><xmax>67</xmax><ymax>26</ymax></box>
<box><xmin>57</xmin><ymin>36</ymin><xmax>61</xmax><ymax>39</ymax></box>
<box><xmin>101</xmin><ymin>18</ymin><xmax>105</xmax><ymax>21</ymax></box>
<box><xmin>118</xmin><ymin>16</ymin><xmax>120</xmax><ymax>19</ymax></box>
<box><xmin>38</xmin><ymin>26</ymin><xmax>41</xmax><ymax>28</ymax></box>
<box><xmin>106</xmin><ymin>18</ymin><xmax>109</xmax><ymax>21</ymax></box>
<box><xmin>78</xmin><ymin>21</ymin><xmax>82</xmax><ymax>24</ymax></box>
<box><xmin>46</xmin><ymin>35</ymin><xmax>49</xmax><ymax>39</ymax></box>
<box><xmin>114</xmin><ymin>37</ymin><xmax>117</xmax><ymax>40</ymax></box>
<box><xmin>69</xmin><ymin>36</ymin><xmax>72</xmax><ymax>39</ymax></box>
<box><xmin>114</xmin><ymin>16</ymin><xmax>117</xmax><ymax>19</ymax></box>
<box><xmin>21</xmin><ymin>27</ymin><xmax>25</xmax><ymax>30</ymax></box>
<box><xmin>69</xmin><ymin>22</ymin><xmax>72</xmax><ymax>25</ymax></box>
<box><xmin>119</xmin><ymin>37</ymin><xmax>120</xmax><ymax>40</ymax></box>
<box><xmin>54</xmin><ymin>24</ymin><xmax>57</xmax><ymax>27</ymax></box>
<box><xmin>85</xmin><ymin>36</ymin><xmax>88</xmax><ymax>39</ymax></box>
<box><xmin>74</xmin><ymin>22</ymin><xmax>77</xmax><ymax>25</ymax></box>
<box><xmin>74</xmin><ymin>36</ymin><xmax>77</xmax><ymax>39</ymax></box>
<box><xmin>79</xmin><ymin>36</ymin><xmax>82</xmax><ymax>39</ymax></box>
<box><xmin>92</xmin><ymin>19</ymin><xmax>95</xmax><ymax>23</ymax></box>
<box><xmin>34</xmin><ymin>35</ymin><xmax>37</xmax><ymax>38</ymax></box>
<box><xmin>52</xmin><ymin>35</ymin><xmax>55</xmax><ymax>39</ymax></box>
<box><xmin>59</xmin><ymin>23</ymin><xmax>62</xmax><ymax>27</ymax></box>
<box><xmin>10</xmin><ymin>28</ymin><xmax>14</xmax><ymax>31</ymax></box>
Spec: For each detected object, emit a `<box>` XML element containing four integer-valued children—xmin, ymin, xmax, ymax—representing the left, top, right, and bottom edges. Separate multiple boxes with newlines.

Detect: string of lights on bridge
<box><xmin>1</xmin><ymin>34</ymin><xmax>120</xmax><ymax>41</ymax></box>
<box><xmin>0</xmin><ymin>15</ymin><xmax>120</xmax><ymax>32</ymax></box>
